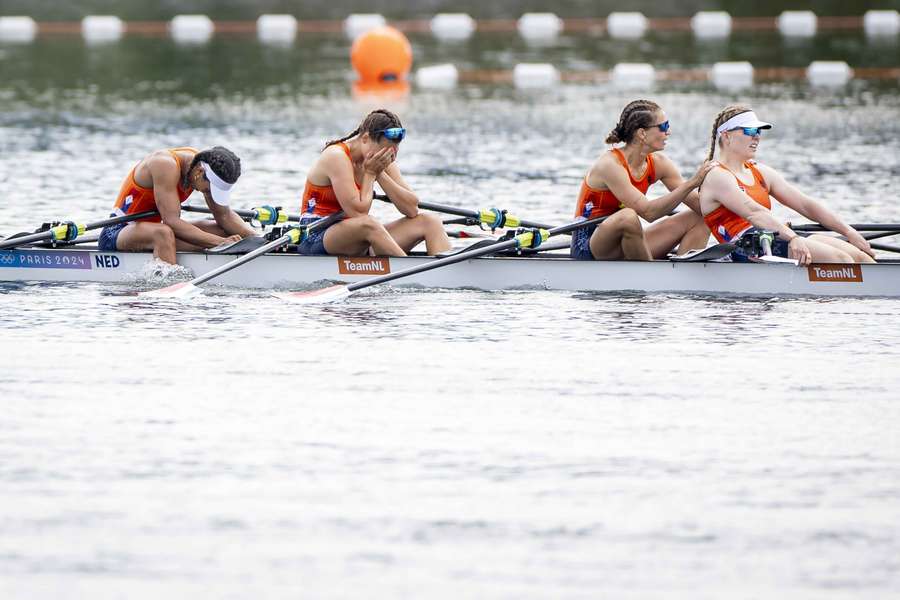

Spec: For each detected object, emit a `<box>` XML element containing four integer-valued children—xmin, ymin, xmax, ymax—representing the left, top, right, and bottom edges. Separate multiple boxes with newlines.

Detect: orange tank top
<box><xmin>574</xmin><ymin>148</ymin><xmax>656</xmax><ymax>219</ymax></box>
<box><xmin>703</xmin><ymin>162</ymin><xmax>771</xmax><ymax>243</ymax></box>
<box><xmin>301</xmin><ymin>142</ymin><xmax>361</xmax><ymax>217</ymax></box>
<box><xmin>112</xmin><ymin>147</ymin><xmax>197</xmax><ymax>223</ymax></box>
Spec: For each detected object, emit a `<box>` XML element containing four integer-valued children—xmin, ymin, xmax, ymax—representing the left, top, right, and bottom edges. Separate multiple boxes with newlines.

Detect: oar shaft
<box><xmin>0</xmin><ymin>209</ymin><xmax>159</xmax><ymax>250</ymax></box>
<box><xmin>188</xmin><ymin>211</ymin><xmax>344</xmax><ymax>287</ymax></box>
<box><xmin>182</xmin><ymin>204</ymin><xmax>303</xmax><ymax>223</ymax></box>
<box><xmin>347</xmin><ymin>216</ymin><xmax>604</xmax><ymax>292</ymax></box>
<box><xmin>375</xmin><ymin>194</ymin><xmax>552</xmax><ymax>229</ymax></box>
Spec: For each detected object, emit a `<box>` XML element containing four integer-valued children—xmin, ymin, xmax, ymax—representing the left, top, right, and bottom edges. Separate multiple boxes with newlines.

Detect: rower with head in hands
<box><xmin>98</xmin><ymin>146</ymin><xmax>256</xmax><ymax>264</ymax></box>
<box><xmin>297</xmin><ymin>109</ymin><xmax>450</xmax><ymax>257</ymax></box>
<box><xmin>571</xmin><ymin>99</ymin><xmax>714</xmax><ymax>261</ymax></box>
<box><xmin>699</xmin><ymin>105</ymin><xmax>875</xmax><ymax>265</ymax></box>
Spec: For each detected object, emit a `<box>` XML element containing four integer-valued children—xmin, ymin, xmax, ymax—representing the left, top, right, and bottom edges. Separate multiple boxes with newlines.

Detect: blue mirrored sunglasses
<box><xmin>732</xmin><ymin>126</ymin><xmax>764</xmax><ymax>137</ymax></box>
<box><xmin>376</xmin><ymin>127</ymin><xmax>406</xmax><ymax>141</ymax></box>
<box><xmin>652</xmin><ymin>120</ymin><xmax>670</xmax><ymax>133</ymax></box>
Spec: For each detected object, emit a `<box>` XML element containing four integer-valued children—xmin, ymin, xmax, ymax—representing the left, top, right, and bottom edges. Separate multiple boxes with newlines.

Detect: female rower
<box><xmin>700</xmin><ymin>105</ymin><xmax>875</xmax><ymax>265</ymax></box>
<box><xmin>571</xmin><ymin>99</ymin><xmax>714</xmax><ymax>261</ymax></box>
<box><xmin>298</xmin><ymin>109</ymin><xmax>450</xmax><ymax>257</ymax></box>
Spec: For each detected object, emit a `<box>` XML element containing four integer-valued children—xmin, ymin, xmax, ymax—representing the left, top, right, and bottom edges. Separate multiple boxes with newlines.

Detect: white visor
<box><xmin>201</xmin><ymin>161</ymin><xmax>234</xmax><ymax>206</ymax></box>
<box><xmin>716</xmin><ymin>111</ymin><xmax>773</xmax><ymax>137</ymax></box>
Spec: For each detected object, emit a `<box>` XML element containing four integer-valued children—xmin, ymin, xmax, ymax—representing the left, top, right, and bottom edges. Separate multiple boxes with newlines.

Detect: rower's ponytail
<box><xmin>322</xmin><ymin>109</ymin><xmax>403</xmax><ymax>151</ymax></box>
<box><xmin>707</xmin><ymin>105</ymin><xmax>752</xmax><ymax>161</ymax></box>
<box><xmin>605</xmin><ymin>99</ymin><xmax>661</xmax><ymax>144</ymax></box>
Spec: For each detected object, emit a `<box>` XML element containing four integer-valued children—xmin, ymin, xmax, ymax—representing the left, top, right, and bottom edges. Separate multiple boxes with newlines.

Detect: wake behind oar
<box><xmin>274</xmin><ymin>216</ymin><xmax>607</xmax><ymax>304</ymax></box>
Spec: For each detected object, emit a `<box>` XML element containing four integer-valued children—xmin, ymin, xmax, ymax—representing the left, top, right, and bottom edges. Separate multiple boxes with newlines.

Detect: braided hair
<box><xmin>707</xmin><ymin>105</ymin><xmax>752</xmax><ymax>161</ymax></box>
<box><xmin>605</xmin><ymin>99</ymin><xmax>662</xmax><ymax>145</ymax></box>
<box><xmin>323</xmin><ymin>109</ymin><xmax>403</xmax><ymax>151</ymax></box>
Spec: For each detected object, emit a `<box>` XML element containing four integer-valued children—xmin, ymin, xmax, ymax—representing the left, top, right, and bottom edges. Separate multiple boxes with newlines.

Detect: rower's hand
<box><xmin>363</xmin><ymin>147</ymin><xmax>394</xmax><ymax>175</ymax></box>
<box><xmin>688</xmin><ymin>160</ymin><xmax>716</xmax><ymax>189</ymax></box>
<box><xmin>788</xmin><ymin>236</ymin><xmax>813</xmax><ymax>266</ymax></box>
<box><xmin>845</xmin><ymin>230</ymin><xmax>876</xmax><ymax>259</ymax></box>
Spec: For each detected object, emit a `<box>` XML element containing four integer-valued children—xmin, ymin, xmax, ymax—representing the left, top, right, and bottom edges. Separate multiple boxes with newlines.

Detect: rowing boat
<box><xmin>1</xmin><ymin>245</ymin><xmax>897</xmax><ymax>297</ymax></box>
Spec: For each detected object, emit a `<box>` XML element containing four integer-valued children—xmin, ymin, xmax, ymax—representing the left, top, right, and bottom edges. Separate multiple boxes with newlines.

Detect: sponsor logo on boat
<box><xmin>807</xmin><ymin>264</ymin><xmax>863</xmax><ymax>283</ymax></box>
<box><xmin>0</xmin><ymin>250</ymin><xmax>92</xmax><ymax>270</ymax></box>
<box><xmin>338</xmin><ymin>256</ymin><xmax>390</xmax><ymax>275</ymax></box>
<box><xmin>94</xmin><ymin>254</ymin><xmax>121</xmax><ymax>268</ymax></box>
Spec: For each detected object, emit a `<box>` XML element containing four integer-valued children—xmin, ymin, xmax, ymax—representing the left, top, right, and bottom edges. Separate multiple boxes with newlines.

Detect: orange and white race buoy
<box><xmin>350</xmin><ymin>26</ymin><xmax>413</xmax><ymax>84</ymax></box>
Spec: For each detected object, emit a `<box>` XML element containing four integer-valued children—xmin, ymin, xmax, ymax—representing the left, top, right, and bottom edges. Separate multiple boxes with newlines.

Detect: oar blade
<box><xmin>138</xmin><ymin>281</ymin><xmax>203</xmax><ymax>299</ymax></box>
<box><xmin>273</xmin><ymin>284</ymin><xmax>351</xmax><ymax>304</ymax></box>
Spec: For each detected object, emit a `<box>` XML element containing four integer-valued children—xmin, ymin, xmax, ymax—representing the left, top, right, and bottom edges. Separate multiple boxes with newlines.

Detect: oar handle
<box><xmin>186</xmin><ymin>211</ymin><xmax>345</xmax><ymax>288</ymax></box>
<box><xmin>790</xmin><ymin>223</ymin><xmax>900</xmax><ymax>232</ymax></box>
<box><xmin>0</xmin><ymin>209</ymin><xmax>159</xmax><ymax>250</ymax></box>
<box><xmin>346</xmin><ymin>216</ymin><xmax>604</xmax><ymax>293</ymax></box>
<box><xmin>374</xmin><ymin>194</ymin><xmax>552</xmax><ymax>230</ymax></box>
<box><xmin>182</xmin><ymin>204</ymin><xmax>303</xmax><ymax>224</ymax></box>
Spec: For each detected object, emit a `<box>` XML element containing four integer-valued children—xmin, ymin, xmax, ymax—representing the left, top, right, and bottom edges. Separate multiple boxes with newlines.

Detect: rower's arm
<box><xmin>703</xmin><ymin>168</ymin><xmax>798</xmax><ymax>241</ymax></box>
<box><xmin>762</xmin><ymin>165</ymin><xmax>853</xmax><ymax>237</ymax></box>
<box><xmin>206</xmin><ymin>200</ymin><xmax>256</xmax><ymax>238</ymax></box>
<box><xmin>657</xmin><ymin>155</ymin><xmax>702</xmax><ymax>215</ymax></box>
<box><xmin>602</xmin><ymin>155</ymin><xmax>711</xmax><ymax>222</ymax></box>
<box><xmin>324</xmin><ymin>146</ymin><xmax>376</xmax><ymax>217</ymax></box>
<box><xmin>377</xmin><ymin>162</ymin><xmax>418</xmax><ymax>218</ymax></box>
<box><xmin>150</xmin><ymin>156</ymin><xmax>229</xmax><ymax>248</ymax></box>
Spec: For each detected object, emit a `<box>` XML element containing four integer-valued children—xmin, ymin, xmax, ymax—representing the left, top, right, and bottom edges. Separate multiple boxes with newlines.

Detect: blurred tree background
<box><xmin>1</xmin><ymin>0</ymin><xmax>898</xmax><ymax>19</ymax></box>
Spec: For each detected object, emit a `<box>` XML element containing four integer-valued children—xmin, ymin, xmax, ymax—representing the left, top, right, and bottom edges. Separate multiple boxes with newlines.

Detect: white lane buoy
<box><xmin>807</xmin><ymin>61</ymin><xmax>852</xmax><ymax>87</ymax></box>
<box><xmin>517</xmin><ymin>13</ymin><xmax>563</xmax><ymax>41</ymax></box>
<box><xmin>863</xmin><ymin>10</ymin><xmax>900</xmax><ymax>37</ymax></box>
<box><xmin>691</xmin><ymin>11</ymin><xmax>732</xmax><ymax>39</ymax></box>
<box><xmin>81</xmin><ymin>16</ymin><xmax>124</xmax><ymax>43</ymax></box>
<box><xmin>606</xmin><ymin>12</ymin><xmax>647</xmax><ymax>40</ymax></box>
<box><xmin>170</xmin><ymin>15</ymin><xmax>214</xmax><ymax>44</ymax></box>
<box><xmin>0</xmin><ymin>16</ymin><xmax>37</xmax><ymax>43</ymax></box>
<box><xmin>513</xmin><ymin>63</ymin><xmax>560</xmax><ymax>89</ymax></box>
<box><xmin>415</xmin><ymin>64</ymin><xmax>459</xmax><ymax>89</ymax></box>
<box><xmin>257</xmin><ymin>14</ymin><xmax>298</xmax><ymax>44</ymax></box>
<box><xmin>611</xmin><ymin>62</ymin><xmax>655</xmax><ymax>89</ymax></box>
<box><xmin>777</xmin><ymin>11</ymin><xmax>817</xmax><ymax>37</ymax></box>
<box><xmin>711</xmin><ymin>62</ymin><xmax>754</xmax><ymax>91</ymax></box>
<box><xmin>344</xmin><ymin>13</ymin><xmax>386</xmax><ymax>40</ymax></box>
<box><xmin>430</xmin><ymin>13</ymin><xmax>475</xmax><ymax>41</ymax></box>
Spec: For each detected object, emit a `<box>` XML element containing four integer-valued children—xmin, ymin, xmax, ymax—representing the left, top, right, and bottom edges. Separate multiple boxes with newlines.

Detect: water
<box><xmin>2</xmin><ymin>29</ymin><xmax>900</xmax><ymax>599</ymax></box>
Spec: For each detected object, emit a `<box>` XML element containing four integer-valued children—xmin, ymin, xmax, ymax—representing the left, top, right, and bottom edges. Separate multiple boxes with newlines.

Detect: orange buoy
<box><xmin>350</xmin><ymin>26</ymin><xmax>413</xmax><ymax>84</ymax></box>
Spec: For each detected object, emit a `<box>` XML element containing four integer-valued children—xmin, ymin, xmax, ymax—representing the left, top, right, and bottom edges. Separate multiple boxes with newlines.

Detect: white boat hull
<box><xmin>0</xmin><ymin>247</ymin><xmax>897</xmax><ymax>297</ymax></box>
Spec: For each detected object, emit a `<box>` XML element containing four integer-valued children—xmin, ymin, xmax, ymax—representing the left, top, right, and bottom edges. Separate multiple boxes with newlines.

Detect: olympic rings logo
<box><xmin>0</xmin><ymin>253</ymin><xmax>17</xmax><ymax>265</ymax></box>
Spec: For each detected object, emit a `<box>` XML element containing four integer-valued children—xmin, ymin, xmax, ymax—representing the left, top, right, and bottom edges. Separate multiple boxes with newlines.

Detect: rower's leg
<box><xmin>807</xmin><ymin>234</ymin><xmax>876</xmax><ymax>263</ymax></box>
<box><xmin>589</xmin><ymin>208</ymin><xmax>651</xmax><ymax>260</ymax></box>
<box><xmin>801</xmin><ymin>236</ymin><xmax>854</xmax><ymax>263</ymax></box>
<box><xmin>116</xmin><ymin>222</ymin><xmax>177</xmax><ymax>264</ymax></box>
<box><xmin>644</xmin><ymin>211</ymin><xmax>709</xmax><ymax>258</ymax></box>
<box><xmin>323</xmin><ymin>215</ymin><xmax>406</xmax><ymax>257</ymax></box>
<box><xmin>384</xmin><ymin>213</ymin><xmax>451</xmax><ymax>255</ymax></box>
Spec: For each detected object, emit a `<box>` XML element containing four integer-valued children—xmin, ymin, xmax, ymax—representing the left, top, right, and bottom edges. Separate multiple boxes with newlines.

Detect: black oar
<box><xmin>375</xmin><ymin>194</ymin><xmax>552</xmax><ymax>230</ymax></box>
<box><xmin>0</xmin><ymin>210</ymin><xmax>158</xmax><ymax>250</ymax></box>
<box><xmin>274</xmin><ymin>216</ymin><xmax>606</xmax><ymax>304</ymax></box>
<box><xmin>141</xmin><ymin>211</ymin><xmax>344</xmax><ymax>298</ymax></box>
<box><xmin>182</xmin><ymin>204</ymin><xmax>295</xmax><ymax>225</ymax></box>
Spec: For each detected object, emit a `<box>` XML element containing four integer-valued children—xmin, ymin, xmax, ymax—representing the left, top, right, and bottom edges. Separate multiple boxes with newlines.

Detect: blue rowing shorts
<box><xmin>296</xmin><ymin>215</ymin><xmax>336</xmax><ymax>256</ymax></box>
<box><xmin>570</xmin><ymin>221</ymin><xmax>597</xmax><ymax>260</ymax></box>
<box><xmin>98</xmin><ymin>222</ymin><xmax>126</xmax><ymax>252</ymax></box>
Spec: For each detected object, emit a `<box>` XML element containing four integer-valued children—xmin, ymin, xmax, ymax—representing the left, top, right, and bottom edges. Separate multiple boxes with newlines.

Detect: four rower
<box><xmin>98</xmin><ymin>146</ymin><xmax>256</xmax><ymax>264</ymax></box>
<box><xmin>572</xmin><ymin>100</ymin><xmax>713</xmax><ymax>261</ymax></box>
<box><xmin>298</xmin><ymin>109</ymin><xmax>450</xmax><ymax>257</ymax></box>
<box><xmin>98</xmin><ymin>105</ymin><xmax>877</xmax><ymax>267</ymax></box>
<box><xmin>700</xmin><ymin>105</ymin><xmax>875</xmax><ymax>265</ymax></box>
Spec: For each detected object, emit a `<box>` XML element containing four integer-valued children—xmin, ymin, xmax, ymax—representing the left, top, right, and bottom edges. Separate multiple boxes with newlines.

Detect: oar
<box><xmin>375</xmin><ymin>194</ymin><xmax>552</xmax><ymax>230</ymax></box>
<box><xmin>182</xmin><ymin>204</ymin><xmax>295</xmax><ymax>225</ymax></box>
<box><xmin>0</xmin><ymin>209</ymin><xmax>158</xmax><ymax>250</ymax></box>
<box><xmin>140</xmin><ymin>211</ymin><xmax>344</xmax><ymax>299</ymax></box>
<box><xmin>274</xmin><ymin>216</ymin><xmax>606</xmax><ymax>304</ymax></box>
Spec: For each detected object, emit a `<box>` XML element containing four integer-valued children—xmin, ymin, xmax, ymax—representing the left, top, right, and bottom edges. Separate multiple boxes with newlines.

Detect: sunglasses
<box><xmin>650</xmin><ymin>120</ymin><xmax>670</xmax><ymax>133</ymax></box>
<box><xmin>375</xmin><ymin>127</ymin><xmax>406</xmax><ymax>142</ymax></box>
<box><xmin>731</xmin><ymin>127</ymin><xmax>764</xmax><ymax>137</ymax></box>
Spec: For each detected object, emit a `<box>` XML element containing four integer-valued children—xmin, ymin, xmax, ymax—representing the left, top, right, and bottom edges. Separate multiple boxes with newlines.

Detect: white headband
<box><xmin>716</xmin><ymin>111</ymin><xmax>773</xmax><ymax>137</ymax></box>
<box><xmin>201</xmin><ymin>161</ymin><xmax>234</xmax><ymax>206</ymax></box>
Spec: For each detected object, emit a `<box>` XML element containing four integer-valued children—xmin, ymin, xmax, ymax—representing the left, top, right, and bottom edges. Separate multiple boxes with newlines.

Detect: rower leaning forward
<box><xmin>98</xmin><ymin>146</ymin><xmax>256</xmax><ymax>263</ymax></box>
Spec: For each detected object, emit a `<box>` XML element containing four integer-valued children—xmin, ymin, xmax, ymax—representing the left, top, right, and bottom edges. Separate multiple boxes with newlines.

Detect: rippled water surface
<box><xmin>2</xmin><ymin>30</ymin><xmax>900</xmax><ymax>599</ymax></box>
